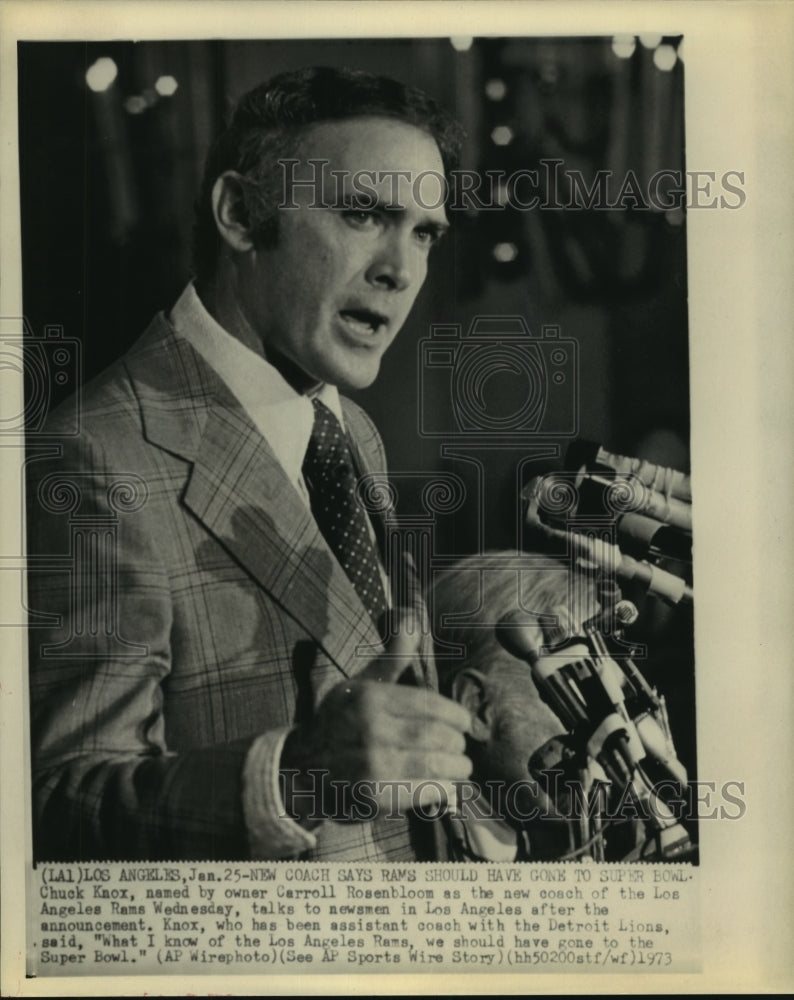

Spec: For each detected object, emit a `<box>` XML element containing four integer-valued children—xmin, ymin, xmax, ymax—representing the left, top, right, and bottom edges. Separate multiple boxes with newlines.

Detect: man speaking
<box><xmin>27</xmin><ymin>67</ymin><xmax>471</xmax><ymax>862</ymax></box>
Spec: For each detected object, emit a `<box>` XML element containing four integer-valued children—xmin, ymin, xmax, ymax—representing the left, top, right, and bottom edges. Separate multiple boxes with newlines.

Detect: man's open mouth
<box><xmin>339</xmin><ymin>308</ymin><xmax>387</xmax><ymax>334</ymax></box>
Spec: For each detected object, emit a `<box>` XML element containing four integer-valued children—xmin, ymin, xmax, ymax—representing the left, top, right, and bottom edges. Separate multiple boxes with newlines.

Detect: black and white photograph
<box><xmin>1</xmin><ymin>1</ymin><xmax>792</xmax><ymax>995</ymax></box>
<box><xmin>20</xmin><ymin>31</ymin><xmax>698</xmax><ymax>865</ymax></box>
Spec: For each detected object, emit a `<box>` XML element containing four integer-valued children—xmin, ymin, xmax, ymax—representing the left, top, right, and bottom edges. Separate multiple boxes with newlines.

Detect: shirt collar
<box><xmin>168</xmin><ymin>282</ymin><xmax>343</xmax><ymax>488</ymax></box>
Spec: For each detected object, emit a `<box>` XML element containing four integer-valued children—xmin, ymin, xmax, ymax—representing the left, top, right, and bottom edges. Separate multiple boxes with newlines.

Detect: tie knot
<box><xmin>310</xmin><ymin>395</ymin><xmax>340</xmax><ymax>434</ymax></box>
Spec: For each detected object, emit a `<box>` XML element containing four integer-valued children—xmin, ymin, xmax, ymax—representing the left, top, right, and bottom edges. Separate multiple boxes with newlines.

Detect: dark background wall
<box><xmin>18</xmin><ymin>36</ymin><xmax>689</xmax><ymax>556</ymax></box>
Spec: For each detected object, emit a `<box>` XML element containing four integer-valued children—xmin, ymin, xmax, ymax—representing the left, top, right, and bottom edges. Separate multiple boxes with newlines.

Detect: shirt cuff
<box><xmin>242</xmin><ymin>727</ymin><xmax>319</xmax><ymax>858</ymax></box>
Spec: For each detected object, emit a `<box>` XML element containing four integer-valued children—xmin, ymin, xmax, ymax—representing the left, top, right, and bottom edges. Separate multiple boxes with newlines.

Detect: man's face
<box><xmin>459</xmin><ymin>661</ymin><xmax>567</xmax><ymax>830</ymax></box>
<box><xmin>479</xmin><ymin>664</ymin><xmax>565</xmax><ymax>793</ymax></box>
<box><xmin>236</xmin><ymin>116</ymin><xmax>449</xmax><ymax>391</ymax></box>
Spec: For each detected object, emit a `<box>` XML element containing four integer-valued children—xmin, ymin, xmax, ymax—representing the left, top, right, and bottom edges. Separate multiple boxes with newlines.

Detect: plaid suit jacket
<box><xmin>27</xmin><ymin>314</ymin><xmax>437</xmax><ymax>862</ymax></box>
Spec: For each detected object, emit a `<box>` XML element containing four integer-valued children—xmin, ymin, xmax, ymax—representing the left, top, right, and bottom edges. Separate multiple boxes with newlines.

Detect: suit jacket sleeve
<box><xmin>27</xmin><ymin>428</ymin><xmax>254</xmax><ymax>861</ymax></box>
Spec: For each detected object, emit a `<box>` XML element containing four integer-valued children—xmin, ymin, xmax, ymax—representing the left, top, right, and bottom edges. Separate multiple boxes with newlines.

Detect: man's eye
<box><xmin>343</xmin><ymin>209</ymin><xmax>378</xmax><ymax>227</ymax></box>
<box><xmin>415</xmin><ymin>227</ymin><xmax>443</xmax><ymax>248</ymax></box>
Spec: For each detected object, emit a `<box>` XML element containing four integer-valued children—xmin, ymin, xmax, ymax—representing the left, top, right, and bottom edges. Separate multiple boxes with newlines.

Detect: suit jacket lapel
<box><xmin>125</xmin><ymin>315</ymin><xmax>383</xmax><ymax>675</ymax></box>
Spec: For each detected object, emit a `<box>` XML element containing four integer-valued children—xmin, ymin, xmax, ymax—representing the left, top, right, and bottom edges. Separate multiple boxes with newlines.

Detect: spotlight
<box><xmin>85</xmin><ymin>57</ymin><xmax>118</xmax><ymax>93</ymax></box>
<box><xmin>491</xmin><ymin>125</ymin><xmax>514</xmax><ymax>147</ymax></box>
<box><xmin>492</xmin><ymin>242</ymin><xmax>518</xmax><ymax>263</ymax></box>
<box><xmin>653</xmin><ymin>45</ymin><xmax>678</xmax><ymax>72</ymax></box>
<box><xmin>124</xmin><ymin>95</ymin><xmax>146</xmax><ymax>115</ymax></box>
<box><xmin>155</xmin><ymin>75</ymin><xmax>178</xmax><ymax>97</ymax></box>
<box><xmin>611</xmin><ymin>35</ymin><xmax>637</xmax><ymax>60</ymax></box>
<box><xmin>639</xmin><ymin>33</ymin><xmax>663</xmax><ymax>49</ymax></box>
<box><xmin>485</xmin><ymin>78</ymin><xmax>507</xmax><ymax>101</ymax></box>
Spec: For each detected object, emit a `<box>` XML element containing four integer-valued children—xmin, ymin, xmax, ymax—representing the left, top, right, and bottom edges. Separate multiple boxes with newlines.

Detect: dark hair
<box><xmin>192</xmin><ymin>66</ymin><xmax>465</xmax><ymax>284</ymax></box>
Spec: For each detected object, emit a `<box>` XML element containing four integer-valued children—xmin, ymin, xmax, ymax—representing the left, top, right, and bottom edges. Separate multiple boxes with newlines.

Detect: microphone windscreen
<box><xmin>614</xmin><ymin>600</ymin><xmax>640</xmax><ymax>628</ymax></box>
<box><xmin>495</xmin><ymin>612</ymin><xmax>544</xmax><ymax>663</ymax></box>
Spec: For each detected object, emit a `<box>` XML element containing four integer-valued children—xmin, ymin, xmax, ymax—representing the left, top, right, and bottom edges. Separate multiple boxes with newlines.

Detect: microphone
<box><xmin>565</xmin><ymin>440</ymin><xmax>692</xmax><ymax>503</ymax></box>
<box><xmin>581</xmin><ymin>607</ymin><xmax>685</xmax><ymax>782</ymax></box>
<box><xmin>570</xmin><ymin>476</ymin><xmax>692</xmax><ymax>558</ymax></box>
<box><xmin>616</xmin><ymin>512</ymin><xmax>692</xmax><ymax>563</ymax></box>
<box><xmin>497</xmin><ymin>609</ymin><xmax>650</xmax><ymax>801</ymax></box>
<box><xmin>575</xmin><ymin>471</ymin><xmax>692</xmax><ymax>533</ymax></box>
<box><xmin>496</xmin><ymin>607</ymin><xmax>637</xmax><ymax>745</ymax></box>
<box><xmin>495</xmin><ymin>610</ymin><xmax>590</xmax><ymax>731</ymax></box>
<box><xmin>581</xmin><ymin>598</ymin><xmax>639</xmax><ymax>637</ymax></box>
<box><xmin>496</xmin><ymin>609</ymin><xmax>693</xmax><ymax>859</ymax></box>
<box><xmin>523</xmin><ymin>479</ymin><xmax>693</xmax><ymax>605</ymax></box>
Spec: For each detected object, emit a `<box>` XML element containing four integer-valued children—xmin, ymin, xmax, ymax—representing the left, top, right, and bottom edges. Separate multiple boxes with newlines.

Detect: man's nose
<box><xmin>365</xmin><ymin>236</ymin><xmax>418</xmax><ymax>292</ymax></box>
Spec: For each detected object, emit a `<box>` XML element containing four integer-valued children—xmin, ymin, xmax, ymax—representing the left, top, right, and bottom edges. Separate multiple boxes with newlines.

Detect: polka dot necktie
<box><xmin>302</xmin><ymin>397</ymin><xmax>389</xmax><ymax>630</ymax></box>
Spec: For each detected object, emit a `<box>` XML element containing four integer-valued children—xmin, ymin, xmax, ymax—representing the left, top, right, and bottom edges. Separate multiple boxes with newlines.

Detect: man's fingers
<box><xmin>408</xmin><ymin>750</ymin><xmax>473</xmax><ymax>781</ymax></box>
<box><xmin>387</xmin><ymin>629</ymin><xmax>421</xmax><ymax>658</ymax></box>
<box><xmin>359</xmin><ymin>629</ymin><xmax>421</xmax><ymax>684</ymax></box>
<box><xmin>364</xmin><ymin>749</ymin><xmax>473</xmax><ymax>782</ymax></box>
<box><xmin>360</xmin><ymin>713</ymin><xmax>468</xmax><ymax>754</ymax></box>
<box><xmin>352</xmin><ymin>680</ymin><xmax>472</xmax><ymax>733</ymax></box>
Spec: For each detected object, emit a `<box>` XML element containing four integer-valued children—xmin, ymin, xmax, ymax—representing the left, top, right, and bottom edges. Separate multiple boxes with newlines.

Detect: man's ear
<box><xmin>211</xmin><ymin>171</ymin><xmax>256</xmax><ymax>253</ymax></box>
<box><xmin>451</xmin><ymin>668</ymin><xmax>493</xmax><ymax>742</ymax></box>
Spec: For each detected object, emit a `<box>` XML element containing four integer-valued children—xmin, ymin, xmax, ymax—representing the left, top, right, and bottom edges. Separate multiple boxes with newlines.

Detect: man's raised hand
<box><xmin>280</xmin><ymin>631</ymin><xmax>472</xmax><ymax>826</ymax></box>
